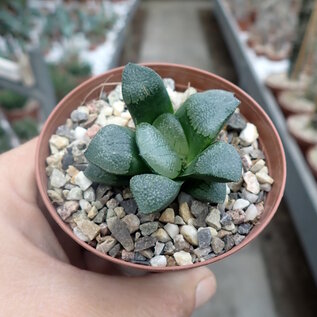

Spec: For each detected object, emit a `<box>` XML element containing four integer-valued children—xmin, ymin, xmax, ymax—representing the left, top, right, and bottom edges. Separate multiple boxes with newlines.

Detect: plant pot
<box><xmin>278</xmin><ymin>91</ymin><xmax>315</xmax><ymax>117</ymax></box>
<box><xmin>307</xmin><ymin>145</ymin><xmax>317</xmax><ymax>178</ymax></box>
<box><xmin>287</xmin><ymin>114</ymin><xmax>317</xmax><ymax>151</ymax></box>
<box><xmin>3</xmin><ymin>99</ymin><xmax>40</xmax><ymax>123</ymax></box>
<box><xmin>35</xmin><ymin>63</ymin><xmax>286</xmax><ymax>272</ymax></box>
<box><xmin>265</xmin><ymin>73</ymin><xmax>307</xmax><ymax>98</ymax></box>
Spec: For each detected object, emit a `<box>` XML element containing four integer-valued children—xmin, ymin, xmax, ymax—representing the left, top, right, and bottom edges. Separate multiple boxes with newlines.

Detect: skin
<box><xmin>0</xmin><ymin>139</ymin><xmax>216</xmax><ymax>317</ymax></box>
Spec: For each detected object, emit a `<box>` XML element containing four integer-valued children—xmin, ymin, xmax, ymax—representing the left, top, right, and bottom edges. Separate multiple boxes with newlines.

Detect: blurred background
<box><xmin>0</xmin><ymin>0</ymin><xmax>317</xmax><ymax>316</ymax></box>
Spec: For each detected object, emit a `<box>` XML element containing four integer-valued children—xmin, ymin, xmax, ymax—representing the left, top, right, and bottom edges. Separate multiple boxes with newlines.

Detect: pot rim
<box><xmin>35</xmin><ymin>62</ymin><xmax>286</xmax><ymax>272</ymax></box>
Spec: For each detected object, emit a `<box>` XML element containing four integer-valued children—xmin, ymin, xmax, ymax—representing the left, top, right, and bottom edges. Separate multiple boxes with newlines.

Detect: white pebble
<box><xmin>150</xmin><ymin>255</ymin><xmax>167</xmax><ymax>267</ymax></box>
<box><xmin>174</xmin><ymin>251</ymin><xmax>193</xmax><ymax>266</ymax></box>
<box><xmin>50</xmin><ymin>169</ymin><xmax>67</xmax><ymax>188</ymax></box>
<box><xmin>243</xmin><ymin>171</ymin><xmax>260</xmax><ymax>194</ymax></box>
<box><xmin>74</xmin><ymin>171</ymin><xmax>93</xmax><ymax>191</ymax></box>
<box><xmin>180</xmin><ymin>225</ymin><xmax>198</xmax><ymax>246</ymax></box>
<box><xmin>113</xmin><ymin>100</ymin><xmax>125</xmax><ymax>115</ymax></box>
<box><xmin>164</xmin><ymin>223</ymin><xmax>179</xmax><ymax>239</ymax></box>
<box><xmin>233</xmin><ymin>199</ymin><xmax>250</xmax><ymax>210</ymax></box>
<box><xmin>245</xmin><ymin>204</ymin><xmax>258</xmax><ymax>221</ymax></box>
<box><xmin>74</xmin><ymin>126</ymin><xmax>87</xmax><ymax>141</ymax></box>
<box><xmin>240</xmin><ymin>123</ymin><xmax>259</xmax><ymax>146</ymax></box>
<box><xmin>250</xmin><ymin>159</ymin><xmax>265</xmax><ymax>173</ymax></box>
<box><xmin>256</xmin><ymin>171</ymin><xmax>274</xmax><ymax>185</ymax></box>
<box><xmin>106</xmin><ymin>116</ymin><xmax>128</xmax><ymax>126</ymax></box>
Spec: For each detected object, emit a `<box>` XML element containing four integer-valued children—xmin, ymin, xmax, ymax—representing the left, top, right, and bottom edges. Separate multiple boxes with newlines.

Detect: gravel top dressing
<box><xmin>46</xmin><ymin>78</ymin><xmax>274</xmax><ymax>267</ymax></box>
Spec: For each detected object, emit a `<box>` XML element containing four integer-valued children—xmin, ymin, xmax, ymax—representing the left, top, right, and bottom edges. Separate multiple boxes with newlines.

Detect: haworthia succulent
<box><xmin>130</xmin><ymin>174</ymin><xmax>183</xmax><ymax>214</ymax></box>
<box><xmin>84</xmin><ymin>124</ymin><xmax>147</xmax><ymax>175</ymax></box>
<box><xmin>176</xmin><ymin>90</ymin><xmax>240</xmax><ymax>161</ymax></box>
<box><xmin>122</xmin><ymin>63</ymin><xmax>173</xmax><ymax>125</ymax></box>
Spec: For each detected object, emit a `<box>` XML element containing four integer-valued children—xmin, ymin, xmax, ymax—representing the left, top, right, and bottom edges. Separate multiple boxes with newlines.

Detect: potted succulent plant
<box><xmin>36</xmin><ymin>63</ymin><xmax>286</xmax><ymax>272</ymax></box>
<box><xmin>278</xmin><ymin>73</ymin><xmax>316</xmax><ymax>116</ymax></box>
<box><xmin>0</xmin><ymin>90</ymin><xmax>39</xmax><ymax>123</ymax></box>
<box><xmin>287</xmin><ymin>74</ymin><xmax>317</xmax><ymax>150</ymax></box>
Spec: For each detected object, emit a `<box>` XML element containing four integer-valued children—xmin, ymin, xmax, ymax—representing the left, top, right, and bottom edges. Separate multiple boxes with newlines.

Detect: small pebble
<box><xmin>107</xmin><ymin>217</ymin><xmax>134</xmax><ymax>251</ymax></box>
<box><xmin>96</xmin><ymin>236</ymin><xmax>117</xmax><ymax>254</ymax></box>
<box><xmin>151</xmin><ymin>228</ymin><xmax>171</xmax><ymax>243</ymax></box>
<box><xmin>50</xmin><ymin>169</ymin><xmax>67</xmax><ymax>188</ymax></box>
<box><xmin>159</xmin><ymin>208</ymin><xmax>175</xmax><ymax>223</ymax></box>
<box><xmin>174</xmin><ymin>251</ymin><xmax>193</xmax><ymax>266</ymax></box>
<box><xmin>180</xmin><ymin>225</ymin><xmax>198</xmax><ymax>246</ymax></box>
<box><xmin>134</xmin><ymin>236</ymin><xmax>157</xmax><ymax>252</ymax></box>
<box><xmin>233</xmin><ymin>233</ymin><xmax>245</xmax><ymax>245</ymax></box>
<box><xmin>140</xmin><ymin>222</ymin><xmax>159</xmax><ymax>236</ymax></box>
<box><xmin>197</xmin><ymin>228</ymin><xmax>212</xmax><ymax>248</ymax></box>
<box><xmin>239</xmin><ymin>123</ymin><xmax>259</xmax><ymax>146</ymax></box>
<box><xmin>211</xmin><ymin>237</ymin><xmax>225</xmax><ymax>254</ymax></box>
<box><xmin>237</xmin><ymin>223</ymin><xmax>253</xmax><ymax>235</ymax></box>
<box><xmin>154</xmin><ymin>241</ymin><xmax>165</xmax><ymax>255</ymax></box>
<box><xmin>122</xmin><ymin>214</ymin><xmax>140</xmax><ymax>234</ymax></box>
<box><xmin>150</xmin><ymin>255</ymin><xmax>167</xmax><ymax>267</ymax></box>
<box><xmin>67</xmin><ymin>187</ymin><xmax>82</xmax><ymax>200</ymax></box>
<box><xmin>164</xmin><ymin>223</ymin><xmax>179</xmax><ymax>239</ymax></box>
<box><xmin>84</xmin><ymin>187</ymin><xmax>95</xmax><ymax>202</ymax></box>
<box><xmin>205</xmin><ymin>208</ymin><xmax>221</xmax><ymax>230</ymax></box>
<box><xmin>243</xmin><ymin>171</ymin><xmax>260</xmax><ymax>194</ymax></box>
<box><xmin>120</xmin><ymin>199</ymin><xmax>138</xmax><ymax>214</ymax></box>
<box><xmin>179</xmin><ymin>202</ymin><xmax>193</xmax><ymax>224</ymax></box>
<box><xmin>74</xmin><ymin>172</ymin><xmax>92</xmax><ymax>191</ymax></box>
<box><xmin>233</xmin><ymin>199</ymin><xmax>250</xmax><ymax>210</ymax></box>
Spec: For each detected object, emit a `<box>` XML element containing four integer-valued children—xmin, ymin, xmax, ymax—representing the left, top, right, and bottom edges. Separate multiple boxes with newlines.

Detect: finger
<box><xmin>0</xmin><ymin>138</ymin><xmax>38</xmax><ymax>205</ymax></box>
<box><xmin>67</xmin><ymin>266</ymin><xmax>216</xmax><ymax>317</ymax></box>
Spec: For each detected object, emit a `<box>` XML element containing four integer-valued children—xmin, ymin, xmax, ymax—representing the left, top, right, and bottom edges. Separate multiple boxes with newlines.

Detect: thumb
<box><xmin>74</xmin><ymin>266</ymin><xmax>216</xmax><ymax>317</ymax></box>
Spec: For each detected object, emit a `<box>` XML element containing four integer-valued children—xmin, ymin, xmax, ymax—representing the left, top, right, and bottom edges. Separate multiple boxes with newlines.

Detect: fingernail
<box><xmin>195</xmin><ymin>276</ymin><xmax>216</xmax><ymax>308</ymax></box>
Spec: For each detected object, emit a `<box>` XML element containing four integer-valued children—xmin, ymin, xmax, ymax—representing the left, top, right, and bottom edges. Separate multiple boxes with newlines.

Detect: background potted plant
<box><xmin>0</xmin><ymin>90</ymin><xmax>39</xmax><ymax>123</ymax></box>
<box><xmin>36</xmin><ymin>63</ymin><xmax>286</xmax><ymax>272</ymax></box>
<box><xmin>12</xmin><ymin>117</ymin><xmax>38</xmax><ymax>143</ymax></box>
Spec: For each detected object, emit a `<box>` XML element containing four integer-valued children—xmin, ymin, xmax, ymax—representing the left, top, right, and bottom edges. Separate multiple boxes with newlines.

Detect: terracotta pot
<box><xmin>3</xmin><ymin>99</ymin><xmax>39</xmax><ymax>123</ymax></box>
<box><xmin>287</xmin><ymin>114</ymin><xmax>317</xmax><ymax>151</ymax></box>
<box><xmin>35</xmin><ymin>63</ymin><xmax>286</xmax><ymax>272</ymax></box>
<box><xmin>265</xmin><ymin>73</ymin><xmax>306</xmax><ymax>98</ymax></box>
<box><xmin>278</xmin><ymin>91</ymin><xmax>315</xmax><ymax>117</ymax></box>
<box><xmin>307</xmin><ymin>145</ymin><xmax>317</xmax><ymax>178</ymax></box>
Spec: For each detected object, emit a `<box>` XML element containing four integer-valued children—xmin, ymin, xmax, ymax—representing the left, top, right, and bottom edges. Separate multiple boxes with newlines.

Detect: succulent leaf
<box><xmin>84</xmin><ymin>124</ymin><xmax>147</xmax><ymax>175</ymax></box>
<box><xmin>84</xmin><ymin>163</ymin><xmax>129</xmax><ymax>186</ymax></box>
<box><xmin>176</xmin><ymin>90</ymin><xmax>240</xmax><ymax>161</ymax></box>
<box><xmin>130</xmin><ymin>174</ymin><xmax>183</xmax><ymax>214</ymax></box>
<box><xmin>153</xmin><ymin>113</ymin><xmax>189</xmax><ymax>159</ymax></box>
<box><xmin>184</xmin><ymin>180</ymin><xmax>226</xmax><ymax>203</ymax></box>
<box><xmin>136</xmin><ymin>123</ymin><xmax>182</xmax><ymax>179</ymax></box>
<box><xmin>122</xmin><ymin>63</ymin><xmax>173</xmax><ymax>125</ymax></box>
<box><xmin>182</xmin><ymin>141</ymin><xmax>242</xmax><ymax>182</ymax></box>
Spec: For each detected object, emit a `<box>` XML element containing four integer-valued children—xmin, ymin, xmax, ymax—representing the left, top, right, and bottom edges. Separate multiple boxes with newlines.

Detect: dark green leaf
<box><xmin>184</xmin><ymin>180</ymin><xmax>226</xmax><ymax>203</ymax></box>
<box><xmin>84</xmin><ymin>163</ymin><xmax>129</xmax><ymax>186</ymax></box>
<box><xmin>84</xmin><ymin>124</ymin><xmax>147</xmax><ymax>175</ymax></box>
<box><xmin>122</xmin><ymin>63</ymin><xmax>173</xmax><ymax>125</ymax></box>
<box><xmin>136</xmin><ymin>123</ymin><xmax>182</xmax><ymax>179</ymax></box>
<box><xmin>130</xmin><ymin>174</ymin><xmax>183</xmax><ymax>214</ymax></box>
<box><xmin>153</xmin><ymin>113</ymin><xmax>189</xmax><ymax>159</ymax></box>
<box><xmin>176</xmin><ymin>90</ymin><xmax>240</xmax><ymax>161</ymax></box>
<box><xmin>182</xmin><ymin>141</ymin><xmax>242</xmax><ymax>182</ymax></box>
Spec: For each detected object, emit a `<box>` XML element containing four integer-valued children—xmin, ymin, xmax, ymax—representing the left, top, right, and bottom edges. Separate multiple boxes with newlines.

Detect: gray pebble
<box><xmin>233</xmin><ymin>233</ymin><xmax>245</xmax><ymax>245</ymax></box>
<box><xmin>107</xmin><ymin>217</ymin><xmax>134</xmax><ymax>251</ymax></box>
<box><xmin>120</xmin><ymin>199</ymin><xmax>138</xmax><ymax>214</ymax></box>
<box><xmin>194</xmin><ymin>247</ymin><xmax>212</xmax><ymax>259</ymax></box>
<box><xmin>237</xmin><ymin>223</ymin><xmax>253</xmax><ymax>235</ymax></box>
<box><xmin>197</xmin><ymin>228</ymin><xmax>212</xmax><ymax>248</ymax></box>
<box><xmin>62</xmin><ymin>152</ymin><xmax>74</xmax><ymax>170</ymax></box>
<box><xmin>84</xmin><ymin>187</ymin><xmax>96</xmax><ymax>202</ymax></box>
<box><xmin>154</xmin><ymin>241</ymin><xmax>165</xmax><ymax>255</ymax></box>
<box><xmin>178</xmin><ymin>192</ymin><xmax>193</xmax><ymax>207</ymax></box>
<box><xmin>211</xmin><ymin>237</ymin><xmax>225</xmax><ymax>254</ymax></box>
<box><xmin>220</xmin><ymin>213</ymin><xmax>232</xmax><ymax>226</ymax></box>
<box><xmin>164</xmin><ymin>241</ymin><xmax>175</xmax><ymax>255</ymax></box>
<box><xmin>106</xmin><ymin>198</ymin><xmax>119</xmax><ymax>209</ymax></box>
<box><xmin>140</xmin><ymin>222</ymin><xmax>159</xmax><ymax>236</ymax></box>
<box><xmin>122</xmin><ymin>214</ymin><xmax>140</xmax><ymax>234</ymax></box>
<box><xmin>71</xmin><ymin>110</ymin><xmax>89</xmax><ymax>122</ymax></box>
<box><xmin>224</xmin><ymin>235</ymin><xmax>235</xmax><ymax>251</ymax></box>
<box><xmin>134</xmin><ymin>236</ymin><xmax>157</xmax><ymax>252</ymax></box>
<box><xmin>108</xmin><ymin>243</ymin><xmax>121</xmax><ymax>258</ymax></box>
<box><xmin>67</xmin><ymin>187</ymin><xmax>83</xmax><ymax>200</ymax></box>
<box><xmin>96</xmin><ymin>184</ymin><xmax>111</xmax><ymax>199</ymax></box>
<box><xmin>93</xmin><ymin>208</ymin><xmax>106</xmax><ymax>224</ymax></box>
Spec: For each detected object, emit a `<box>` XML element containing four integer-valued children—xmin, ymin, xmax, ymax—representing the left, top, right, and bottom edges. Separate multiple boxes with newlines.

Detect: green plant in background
<box><xmin>0</xmin><ymin>126</ymin><xmax>11</xmax><ymax>153</ymax></box>
<box><xmin>0</xmin><ymin>90</ymin><xmax>27</xmax><ymax>111</ymax></box>
<box><xmin>84</xmin><ymin>63</ymin><xmax>242</xmax><ymax>214</ymax></box>
<box><xmin>63</xmin><ymin>55</ymin><xmax>92</xmax><ymax>77</ymax></box>
<box><xmin>12</xmin><ymin>117</ymin><xmax>38</xmax><ymax>142</ymax></box>
<box><xmin>49</xmin><ymin>65</ymin><xmax>78</xmax><ymax>101</ymax></box>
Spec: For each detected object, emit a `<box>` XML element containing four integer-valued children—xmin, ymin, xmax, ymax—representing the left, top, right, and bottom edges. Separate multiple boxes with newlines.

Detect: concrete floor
<box><xmin>120</xmin><ymin>1</ymin><xmax>317</xmax><ymax>316</ymax></box>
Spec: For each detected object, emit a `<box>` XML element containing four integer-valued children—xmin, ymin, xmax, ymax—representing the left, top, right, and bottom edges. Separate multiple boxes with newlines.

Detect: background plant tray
<box><xmin>213</xmin><ymin>0</ymin><xmax>317</xmax><ymax>285</ymax></box>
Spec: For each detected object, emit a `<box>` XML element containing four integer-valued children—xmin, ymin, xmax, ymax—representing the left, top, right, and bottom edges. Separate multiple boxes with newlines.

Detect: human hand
<box><xmin>0</xmin><ymin>139</ymin><xmax>216</xmax><ymax>317</ymax></box>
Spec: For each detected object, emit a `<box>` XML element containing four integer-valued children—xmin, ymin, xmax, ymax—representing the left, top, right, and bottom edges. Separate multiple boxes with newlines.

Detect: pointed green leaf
<box><xmin>122</xmin><ymin>63</ymin><xmax>173</xmax><ymax>125</ymax></box>
<box><xmin>84</xmin><ymin>163</ymin><xmax>129</xmax><ymax>186</ymax></box>
<box><xmin>153</xmin><ymin>113</ymin><xmax>189</xmax><ymax>159</ymax></box>
<box><xmin>130</xmin><ymin>174</ymin><xmax>183</xmax><ymax>214</ymax></box>
<box><xmin>176</xmin><ymin>90</ymin><xmax>240</xmax><ymax>161</ymax></box>
<box><xmin>136</xmin><ymin>123</ymin><xmax>182</xmax><ymax>179</ymax></box>
<box><xmin>85</xmin><ymin>124</ymin><xmax>147</xmax><ymax>175</ymax></box>
<box><xmin>184</xmin><ymin>180</ymin><xmax>226</xmax><ymax>203</ymax></box>
<box><xmin>182</xmin><ymin>141</ymin><xmax>242</xmax><ymax>182</ymax></box>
